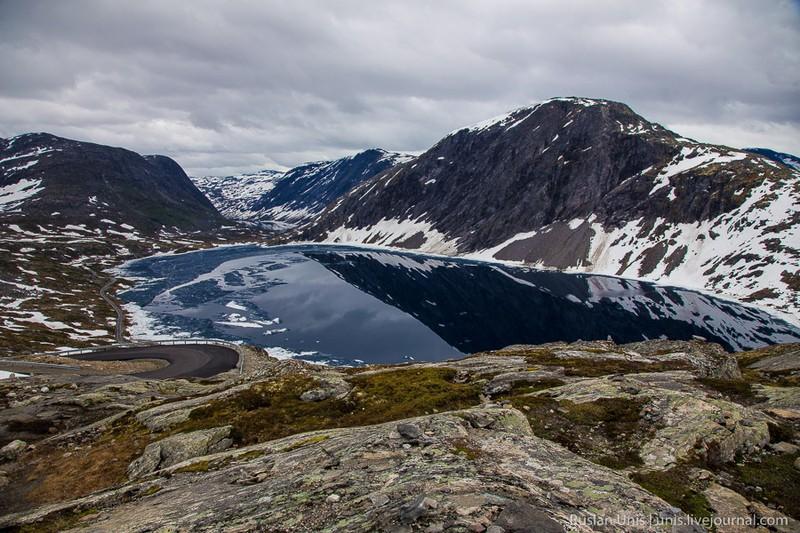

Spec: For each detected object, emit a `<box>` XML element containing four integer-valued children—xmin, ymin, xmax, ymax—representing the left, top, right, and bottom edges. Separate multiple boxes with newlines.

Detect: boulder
<box><xmin>483</xmin><ymin>369</ymin><xmax>565</xmax><ymax>396</ymax></box>
<box><xmin>128</xmin><ymin>426</ymin><xmax>233</xmax><ymax>479</ymax></box>
<box><xmin>493</xmin><ymin>501</ymin><xmax>563</xmax><ymax>532</ymax></box>
<box><xmin>0</xmin><ymin>440</ymin><xmax>27</xmax><ymax>461</ymax></box>
<box><xmin>299</xmin><ymin>374</ymin><xmax>352</xmax><ymax>402</ymax></box>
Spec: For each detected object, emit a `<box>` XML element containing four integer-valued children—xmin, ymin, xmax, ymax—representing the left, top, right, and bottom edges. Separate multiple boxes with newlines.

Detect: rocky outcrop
<box><xmin>540</xmin><ymin>375</ymin><xmax>770</xmax><ymax>468</ymax></box>
<box><xmin>127</xmin><ymin>426</ymin><xmax>234</xmax><ymax>479</ymax></box>
<box><xmin>1</xmin><ymin>339</ymin><xmax>798</xmax><ymax>531</ymax></box>
<box><xmin>1</xmin><ymin>407</ymin><xmax>705</xmax><ymax>532</ymax></box>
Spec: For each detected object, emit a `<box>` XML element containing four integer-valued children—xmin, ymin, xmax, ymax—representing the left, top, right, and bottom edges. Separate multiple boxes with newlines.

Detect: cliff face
<box><xmin>302</xmin><ymin>98</ymin><xmax>800</xmax><ymax>319</ymax></box>
<box><xmin>0</xmin><ymin>133</ymin><xmax>224</xmax><ymax>232</ymax></box>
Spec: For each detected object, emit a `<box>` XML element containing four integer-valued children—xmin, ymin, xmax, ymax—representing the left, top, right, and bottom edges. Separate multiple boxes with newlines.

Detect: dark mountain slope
<box><xmin>0</xmin><ymin>132</ymin><xmax>224</xmax><ymax>232</ymax></box>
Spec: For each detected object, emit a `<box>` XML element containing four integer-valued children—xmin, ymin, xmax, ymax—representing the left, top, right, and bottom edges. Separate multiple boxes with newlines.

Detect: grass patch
<box><xmin>631</xmin><ymin>466</ymin><xmax>714</xmax><ymax>522</ymax></box>
<box><xmin>21</xmin><ymin>414</ymin><xmax>150</xmax><ymax>508</ymax></box>
<box><xmin>719</xmin><ymin>452</ymin><xmax>800</xmax><ymax>519</ymax></box>
<box><xmin>507</xmin><ymin>394</ymin><xmax>648</xmax><ymax>469</ymax></box>
<box><xmin>174</xmin><ymin>460</ymin><xmax>211</xmax><ymax>474</ymax></box>
<box><xmin>496</xmin><ymin>378</ymin><xmax>566</xmax><ymax>398</ymax></box>
<box><xmin>140</xmin><ymin>485</ymin><xmax>161</xmax><ymax>497</ymax></box>
<box><xmin>449</xmin><ymin>438</ymin><xmax>483</xmax><ymax>460</ymax></box>
<box><xmin>175</xmin><ymin>368</ymin><xmax>481</xmax><ymax>446</ymax></box>
<box><xmin>234</xmin><ymin>449</ymin><xmax>268</xmax><ymax>462</ymax></box>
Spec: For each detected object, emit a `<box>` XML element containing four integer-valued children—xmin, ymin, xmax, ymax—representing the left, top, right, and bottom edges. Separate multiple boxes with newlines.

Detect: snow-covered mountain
<box><xmin>193</xmin><ymin>149</ymin><xmax>413</xmax><ymax>227</ymax></box>
<box><xmin>192</xmin><ymin>169</ymin><xmax>284</xmax><ymax>223</ymax></box>
<box><xmin>744</xmin><ymin>147</ymin><xmax>800</xmax><ymax>171</ymax></box>
<box><xmin>302</xmin><ymin>97</ymin><xmax>800</xmax><ymax>321</ymax></box>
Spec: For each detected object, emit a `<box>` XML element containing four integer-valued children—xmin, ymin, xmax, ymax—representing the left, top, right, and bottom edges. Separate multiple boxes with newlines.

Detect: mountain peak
<box><xmin>449</xmin><ymin>96</ymin><xmax>645</xmax><ymax>138</ymax></box>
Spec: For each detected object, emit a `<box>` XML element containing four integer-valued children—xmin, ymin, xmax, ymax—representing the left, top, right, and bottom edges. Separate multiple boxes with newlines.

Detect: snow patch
<box><xmin>0</xmin><ymin>178</ymin><xmax>44</xmax><ymax>211</ymax></box>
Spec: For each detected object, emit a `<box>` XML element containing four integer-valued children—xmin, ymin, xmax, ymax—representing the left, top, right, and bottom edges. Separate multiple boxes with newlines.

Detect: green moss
<box><xmin>282</xmin><ymin>434</ymin><xmax>330</xmax><ymax>452</ymax></box>
<box><xmin>450</xmin><ymin>438</ymin><xmax>483</xmax><ymax>460</ymax></box>
<box><xmin>174</xmin><ymin>460</ymin><xmax>211</xmax><ymax>474</ymax></box>
<box><xmin>235</xmin><ymin>449</ymin><xmax>268</xmax><ymax>462</ymax></box>
<box><xmin>177</xmin><ymin>368</ymin><xmax>481</xmax><ymax>446</ymax></box>
<box><xmin>140</xmin><ymin>485</ymin><xmax>161</xmax><ymax>497</ymax></box>
<box><xmin>631</xmin><ymin>466</ymin><xmax>714</xmax><ymax>521</ymax></box>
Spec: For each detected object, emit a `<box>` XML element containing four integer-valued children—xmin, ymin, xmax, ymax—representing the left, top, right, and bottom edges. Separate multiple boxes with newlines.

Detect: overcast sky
<box><xmin>1</xmin><ymin>1</ymin><xmax>799</xmax><ymax>176</ymax></box>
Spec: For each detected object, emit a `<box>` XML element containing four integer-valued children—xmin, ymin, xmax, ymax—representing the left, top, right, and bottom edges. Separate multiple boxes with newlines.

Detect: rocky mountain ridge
<box><xmin>301</xmin><ymin>98</ymin><xmax>800</xmax><ymax>321</ymax></box>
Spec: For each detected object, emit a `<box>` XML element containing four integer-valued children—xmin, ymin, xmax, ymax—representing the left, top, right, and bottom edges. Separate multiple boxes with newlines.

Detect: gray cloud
<box><xmin>1</xmin><ymin>0</ymin><xmax>798</xmax><ymax>175</ymax></box>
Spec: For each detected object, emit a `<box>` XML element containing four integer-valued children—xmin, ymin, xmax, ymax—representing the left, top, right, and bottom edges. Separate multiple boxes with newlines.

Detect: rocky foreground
<box><xmin>1</xmin><ymin>340</ymin><xmax>799</xmax><ymax>532</ymax></box>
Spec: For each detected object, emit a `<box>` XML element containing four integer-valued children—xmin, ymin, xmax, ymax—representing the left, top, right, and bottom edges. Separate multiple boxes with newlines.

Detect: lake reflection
<box><xmin>118</xmin><ymin>245</ymin><xmax>800</xmax><ymax>365</ymax></box>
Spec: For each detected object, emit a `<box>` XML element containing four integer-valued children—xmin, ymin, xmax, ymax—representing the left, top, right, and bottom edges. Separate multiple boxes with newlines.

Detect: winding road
<box><xmin>99</xmin><ymin>277</ymin><xmax>125</xmax><ymax>343</ymax></box>
<box><xmin>71</xmin><ymin>344</ymin><xmax>240</xmax><ymax>379</ymax></box>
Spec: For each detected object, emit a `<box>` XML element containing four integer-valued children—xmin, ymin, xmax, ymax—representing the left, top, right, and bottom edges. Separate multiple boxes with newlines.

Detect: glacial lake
<box><xmin>119</xmin><ymin>244</ymin><xmax>800</xmax><ymax>366</ymax></box>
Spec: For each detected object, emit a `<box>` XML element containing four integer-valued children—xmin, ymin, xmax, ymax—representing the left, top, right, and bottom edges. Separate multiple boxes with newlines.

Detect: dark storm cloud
<box><xmin>1</xmin><ymin>0</ymin><xmax>799</xmax><ymax>175</ymax></box>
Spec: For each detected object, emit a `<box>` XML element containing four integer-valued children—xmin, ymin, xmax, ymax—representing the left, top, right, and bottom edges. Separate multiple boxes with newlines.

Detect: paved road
<box><xmin>99</xmin><ymin>277</ymin><xmax>125</xmax><ymax>342</ymax></box>
<box><xmin>71</xmin><ymin>345</ymin><xmax>239</xmax><ymax>379</ymax></box>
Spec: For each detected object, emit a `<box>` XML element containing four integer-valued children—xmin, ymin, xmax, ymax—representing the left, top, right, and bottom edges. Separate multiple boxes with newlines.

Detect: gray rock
<box><xmin>770</xmin><ymin>441</ymin><xmax>800</xmax><ymax>454</ymax></box>
<box><xmin>483</xmin><ymin>370</ymin><xmax>565</xmax><ymax>396</ymax></box>
<box><xmin>0</xmin><ymin>440</ymin><xmax>27</xmax><ymax>461</ymax></box>
<box><xmin>494</xmin><ymin>502</ymin><xmax>564</xmax><ymax>532</ymax></box>
<box><xmin>299</xmin><ymin>375</ymin><xmax>352</xmax><ymax>402</ymax></box>
<box><xmin>748</xmin><ymin>349</ymin><xmax>800</xmax><ymax>372</ymax></box>
<box><xmin>400</xmin><ymin>495</ymin><xmax>438</xmax><ymax>523</ymax></box>
<box><xmin>127</xmin><ymin>426</ymin><xmax>233</xmax><ymax>479</ymax></box>
<box><xmin>299</xmin><ymin>389</ymin><xmax>329</xmax><ymax>402</ymax></box>
<box><xmin>396</xmin><ymin>423</ymin><xmax>422</xmax><ymax>440</ymax></box>
<box><xmin>369</xmin><ymin>492</ymin><xmax>390</xmax><ymax>507</ymax></box>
